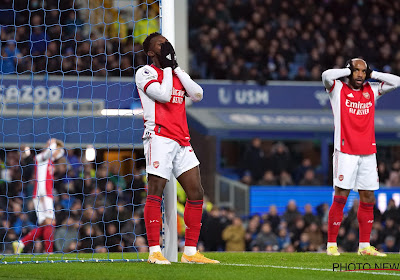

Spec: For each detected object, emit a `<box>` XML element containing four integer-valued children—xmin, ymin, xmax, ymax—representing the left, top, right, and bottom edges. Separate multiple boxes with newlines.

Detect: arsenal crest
<box><xmin>362</xmin><ymin>92</ymin><xmax>370</xmax><ymax>99</ymax></box>
<box><xmin>338</xmin><ymin>175</ymin><xmax>344</xmax><ymax>181</ymax></box>
<box><xmin>153</xmin><ymin>161</ymin><xmax>159</xmax><ymax>168</ymax></box>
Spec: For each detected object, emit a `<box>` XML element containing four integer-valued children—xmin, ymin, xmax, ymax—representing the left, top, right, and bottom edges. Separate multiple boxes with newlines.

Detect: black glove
<box><xmin>345</xmin><ymin>59</ymin><xmax>354</xmax><ymax>77</ymax></box>
<box><xmin>365</xmin><ymin>64</ymin><xmax>372</xmax><ymax>80</ymax></box>
<box><xmin>160</xmin><ymin>42</ymin><xmax>178</xmax><ymax>69</ymax></box>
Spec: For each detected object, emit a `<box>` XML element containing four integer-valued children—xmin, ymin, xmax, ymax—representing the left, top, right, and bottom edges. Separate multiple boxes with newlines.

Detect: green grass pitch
<box><xmin>1</xmin><ymin>252</ymin><xmax>399</xmax><ymax>280</ymax></box>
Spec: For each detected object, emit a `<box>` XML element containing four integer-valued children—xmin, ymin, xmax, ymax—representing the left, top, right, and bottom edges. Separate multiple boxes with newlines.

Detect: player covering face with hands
<box><xmin>322</xmin><ymin>58</ymin><xmax>400</xmax><ymax>257</ymax></box>
<box><xmin>135</xmin><ymin>33</ymin><xmax>219</xmax><ymax>264</ymax></box>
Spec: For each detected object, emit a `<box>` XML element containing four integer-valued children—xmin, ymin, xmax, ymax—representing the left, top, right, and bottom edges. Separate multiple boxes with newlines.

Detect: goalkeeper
<box><xmin>135</xmin><ymin>32</ymin><xmax>219</xmax><ymax>264</ymax></box>
<box><xmin>13</xmin><ymin>138</ymin><xmax>64</xmax><ymax>254</ymax></box>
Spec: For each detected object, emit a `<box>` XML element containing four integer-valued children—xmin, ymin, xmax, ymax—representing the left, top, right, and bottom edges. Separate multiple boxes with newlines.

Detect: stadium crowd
<box><xmin>188</xmin><ymin>0</ymin><xmax>400</xmax><ymax>81</ymax></box>
<box><xmin>0</xmin><ymin>146</ymin><xmax>399</xmax><ymax>254</ymax></box>
<box><xmin>1</xmin><ymin>1</ymin><xmax>400</xmax><ymax>82</ymax></box>
<box><xmin>235</xmin><ymin>138</ymin><xmax>400</xmax><ymax>188</ymax></box>
<box><xmin>199</xmin><ymin>198</ymin><xmax>400</xmax><ymax>253</ymax></box>
<box><xmin>0</xmin><ymin>148</ymin><xmax>148</xmax><ymax>254</ymax></box>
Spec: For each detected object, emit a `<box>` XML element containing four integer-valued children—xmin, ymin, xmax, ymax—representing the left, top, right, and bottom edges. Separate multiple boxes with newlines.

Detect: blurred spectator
<box><xmin>277</xmin><ymin>226</ymin><xmax>291</xmax><ymax>251</ymax></box>
<box><xmin>222</xmin><ymin>216</ymin><xmax>246</xmax><ymax>251</ymax></box>
<box><xmin>381</xmin><ymin>235</ymin><xmax>399</xmax><ymax>253</ymax></box>
<box><xmin>241</xmin><ymin>138</ymin><xmax>265</xmax><ymax>183</ymax></box>
<box><xmin>293</xmin><ymin>158</ymin><xmax>313</xmax><ymax>185</ymax></box>
<box><xmin>257</xmin><ymin>170</ymin><xmax>278</xmax><ymax>186</ymax></box>
<box><xmin>304</xmin><ymin>222</ymin><xmax>323</xmax><ymax>251</ymax></box>
<box><xmin>341</xmin><ymin>230</ymin><xmax>358</xmax><ymax>252</ymax></box>
<box><xmin>251</xmin><ymin>222</ymin><xmax>278</xmax><ymax>251</ymax></box>
<box><xmin>264</xmin><ymin>205</ymin><xmax>281</xmax><ymax>231</ymax></box>
<box><xmin>382</xmin><ymin>199</ymin><xmax>398</xmax><ymax>223</ymax></box>
<box><xmin>54</xmin><ymin>217</ymin><xmax>79</xmax><ymax>252</ymax></box>
<box><xmin>271</xmin><ymin>142</ymin><xmax>292</xmax><ymax>176</ymax></box>
<box><xmin>279</xmin><ymin>170</ymin><xmax>294</xmax><ymax>186</ymax></box>
<box><xmin>303</xmin><ymin>204</ymin><xmax>318</xmax><ymax>227</ymax></box>
<box><xmin>200</xmin><ymin>206</ymin><xmax>224</xmax><ymax>251</ymax></box>
<box><xmin>245</xmin><ymin>215</ymin><xmax>260</xmax><ymax>251</ymax></box>
<box><xmin>299</xmin><ymin>169</ymin><xmax>321</xmax><ymax>186</ymax></box>
<box><xmin>378</xmin><ymin>162</ymin><xmax>390</xmax><ymax>186</ymax></box>
<box><xmin>283</xmin><ymin>200</ymin><xmax>301</xmax><ymax>229</ymax></box>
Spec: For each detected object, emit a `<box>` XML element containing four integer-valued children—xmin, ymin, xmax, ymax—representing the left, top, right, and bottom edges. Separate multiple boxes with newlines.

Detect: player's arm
<box><xmin>321</xmin><ymin>68</ymin><xmax>351</xmax><ymax>91</ymax></box>
<box><xmin>36</xmin><ymin>139</ymin><xmax>57</xmax><ymax>162</ymax></box>
<box><xmin>135</xmin><ymin>66</ymin><xmax>173</xmax><ymax>103</ymax></box>
<box><xmin>174</xmin><ymin>67</ymin><xmax>203</xmax><ymax>102</ymax></box>
<box><xmin>371</xmin><ymin>71</ymin><xmax>400</xmax><ymax>96</ymax></box>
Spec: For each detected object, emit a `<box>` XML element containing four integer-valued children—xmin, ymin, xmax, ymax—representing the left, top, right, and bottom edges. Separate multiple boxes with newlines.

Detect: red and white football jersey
<box><xmin>33</xmin><ymin>149</ymin><xmax>54</xmax><ymax>199</ymax></box>
<box><xmin>328</xmin><ymin>81</ymin><xmax>380</xmax><ymax>155</ymax></box>
<box><xmin>136</xmin><ymin>64</ymin><xmax>191</xmax><ymax>146</ymax></box>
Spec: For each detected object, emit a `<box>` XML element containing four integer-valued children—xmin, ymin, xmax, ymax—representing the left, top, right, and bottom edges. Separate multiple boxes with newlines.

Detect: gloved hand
<box><xmin>365</xmin><ymin>63</ymin><xmax>372</xmax><ymax>80</ymax></box>
<box><xmin>160</xmin><ymin>42</ymin><xmax>178</xmax><ymax>69</ymax></box>
<box><xmin>345</xmin><ymin>59</ymin><xmax>354</xmax><ymax>77</ymax></box>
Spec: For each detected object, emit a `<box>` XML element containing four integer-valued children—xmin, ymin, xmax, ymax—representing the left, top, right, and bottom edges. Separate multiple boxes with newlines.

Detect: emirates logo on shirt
<box><xmin>363</xmin><ymin>92</ymin><xmax>370</xmax><ymax>99</ymax></box>
<box><xmin>339</xmin><ymin>175</ymin><xmax>344</xmax><ymax>181</ymax></box>
<box><xmin>153</xmin><ymin>161</ymin><xmax>160</xmax><ymax>168</ymax></box>
<box><xmin>171</xmin><ymin>88</ymin><xmax>185</xmax><ymax>104</ymax></box>
<box><xmin>345</xmin><ymin>100</ymin><xmax>372</xmax><ymax>115</ymax></box>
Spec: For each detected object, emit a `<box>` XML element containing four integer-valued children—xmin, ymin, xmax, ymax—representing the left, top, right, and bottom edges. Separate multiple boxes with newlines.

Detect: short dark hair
<box><xmin>143</xmin><ymin>32</ymin><xmax>161</xmax><ymax>55</ymax></box>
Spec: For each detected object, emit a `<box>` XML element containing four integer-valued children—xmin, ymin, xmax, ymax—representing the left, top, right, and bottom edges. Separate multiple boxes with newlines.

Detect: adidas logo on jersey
<box><xmin>347</xmin><ymin>93</ymin><xmax>354</xmax><ymax>98</ymax></box>
<box><xmin>166</xmin><ymin>54</ymin><xmax>172</xmax><ymax>60</ymax></box>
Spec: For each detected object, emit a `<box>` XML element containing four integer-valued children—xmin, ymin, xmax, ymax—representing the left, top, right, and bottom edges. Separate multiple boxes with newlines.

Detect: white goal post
<box><xmin>161</xmin><ymin>0</ymin><xmax>177</xmax><ymax>263</ymax></box>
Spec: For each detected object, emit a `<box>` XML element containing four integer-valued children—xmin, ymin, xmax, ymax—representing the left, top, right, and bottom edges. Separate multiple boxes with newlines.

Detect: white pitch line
<box><xmin>222</xmin><ymin>263</ymin><xmax>400</xmax><ymax>277</ymax></box>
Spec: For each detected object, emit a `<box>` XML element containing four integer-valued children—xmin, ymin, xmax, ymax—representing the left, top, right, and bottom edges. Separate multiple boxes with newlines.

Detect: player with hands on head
<box><xmin>135</xmin><ymin>32</ymin><xmax>219</xmax><ymax>265</ymax></box>
<box><xmin>322</xmin><ymin>58</ymin><xmax>400</xmax><ymax>257</ymax></box>
<box><xmin>13</xmin><ymin>138</ymin><xmax>65</xmax><ymax>254</ymax></box>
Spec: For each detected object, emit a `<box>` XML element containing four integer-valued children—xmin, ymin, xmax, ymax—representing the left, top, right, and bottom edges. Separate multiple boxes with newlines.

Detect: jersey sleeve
<box><xmin>321</xmin><ymin>68</ymin><xmax>351</xmax><ymax>93</ymax></box>
<box><xmin>370</xmin><ymin>71</ymin><xmax>400</xmax><ymax>99</ymax></box>
<box><xmin>135</xmin><ymin>65</ymin><xmax>159</xmax><ymax>93</ymax></box>
<box><xmin>36</xmin><ymin>142</ymin><xmax>57</xmax><ymax>162</ymax></box>
<box><xmin>135</xmin><ymin>65</ymin><xmax>173</xmax><ymax>103</ymax></box>
<box><xmin>369</xmin><ymin>82</ymin><xmax>381</xmax><ymax>101</ymax></box>
<box><xmin>174</xmin><ymin>67</ymin><xmax>203</xmax><ymax>102</ymax></box>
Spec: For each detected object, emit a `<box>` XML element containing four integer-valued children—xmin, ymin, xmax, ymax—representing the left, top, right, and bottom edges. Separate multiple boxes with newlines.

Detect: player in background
<box><xmin>135</xmin><ymin>32</ymin><xmax>219</xmax><ymax>264</ymax></box>
<box><xmin>13</xmin><ymin>138</ymin><xmax>65</xmax><ymax>254</ymax></box>
<box><xmin>322</xmin><ymin>59</ymin><xmax>400</xmax><ymax>256</ymax></box>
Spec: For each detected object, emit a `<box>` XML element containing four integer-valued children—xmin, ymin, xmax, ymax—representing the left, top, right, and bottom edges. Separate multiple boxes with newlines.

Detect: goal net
<box><xmin>0</xmin><ymin>0</ymin><xmax>160</xmax><ymax>264</ymax></box>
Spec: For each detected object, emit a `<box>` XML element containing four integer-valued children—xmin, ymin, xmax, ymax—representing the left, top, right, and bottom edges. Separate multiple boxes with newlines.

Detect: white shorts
<box><xmin>32</xmin><ymin>196</ymin><xmax>55</xmax><ymax>225</ymax></box>
<box><xmin>143</xmin><ymin>133</ymin><xmax>200</xmax><ymax>180</ymax></box>
<box><xmin>333</xmin><ymin>150</ymin><xmax>379</xmax><ymax>191</ymax></box>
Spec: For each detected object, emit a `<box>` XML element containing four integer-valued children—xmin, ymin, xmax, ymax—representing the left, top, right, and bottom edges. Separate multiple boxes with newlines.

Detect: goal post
<box><xmin>160</xmin><ymin>0</ymin><xmax>178</xmax><ymax>263</ymax></box>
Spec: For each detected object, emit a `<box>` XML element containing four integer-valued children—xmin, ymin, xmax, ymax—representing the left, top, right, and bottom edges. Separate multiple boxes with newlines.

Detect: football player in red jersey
<box><xmin>322</xmin><ymin>59</ymin><xmax>400</xmax><ymax>256</ymax></box>
<box><xmin>135</xmin><ymin>33</ymin><xmax>219</xmax><ymax>264</ymax></box>
<box><xmin>13</xmin><ymin>138</ymin><xmax>64</xmax><ymax>254</ymax></box>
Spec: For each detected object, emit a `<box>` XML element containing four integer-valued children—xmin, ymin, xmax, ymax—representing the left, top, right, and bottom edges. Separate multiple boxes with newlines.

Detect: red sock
<box><xmin>327</xmin><ymin>195</ymin><xmax>347</xmax><ymax>242</ymax></box>
<box><xmin>358</xmin><ymin>201</ymin><xmax>374</xmax><ymax>243</ymax></box>
<box><xmin>144</xmin><ymin>195</ymin><xmax>162</xmax><ymax>247</ymax></box>
<box><xmin>184</xmin><ymin>200</ymin><xmax>203</xmax><ymax>247</ymax></box>
<box><xmin>42</xmin><ymin>225</ymin><xmax>54</xmax><ymax>253</ymax></box>
<box><xmin>21</xmin><ymin>226</ymin><xmax>44</xmax><ymax>245</ymax></box>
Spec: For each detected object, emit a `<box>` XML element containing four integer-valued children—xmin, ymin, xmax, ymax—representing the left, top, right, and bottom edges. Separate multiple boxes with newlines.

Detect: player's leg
<box><xmin>145</xmin><ymin>174</ymin><xmax>167</xmax><ymax>258</ymax></box>
<box><xmin>175</xmin><ymin>147</ymin><xmax>219</xmax><ymax>264</ymax></box>
<box><xmin>327</xmin><ymin>150</ymin><xmax>357</xmax><ymax>256</ymax></box>
<box><xmin>177</xmin><ymin>166</ymin><xmax>203</xmax><ymax>254</ymax></box>
<box><xmin>42</xmin><ymin>196</ymin><xmax>55</xmax><ymax>253</ymax></box>
<box><xmin>327</xmin><ymin>186</ymin><xmax>349</xmax><ymax>256</ymax></box>
<box><xmin>356</xmin><ymin>154</ymin><xmax>386</xmax><ymax>256</ymax></box>
<box><xmin>14</xmin><ymin>197</ymin><xmax>45</xmax><ymax>254</ymax></box>
<box><xmin>143</xmin><ymin>134</ymin><xmax>175</xmax><ymax>264</ymax></box>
